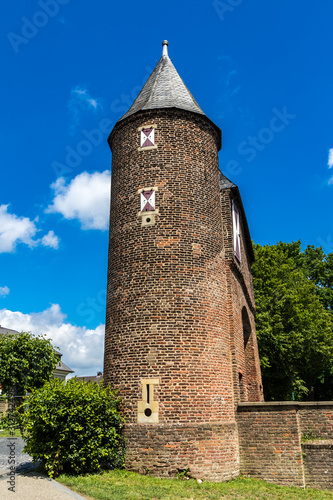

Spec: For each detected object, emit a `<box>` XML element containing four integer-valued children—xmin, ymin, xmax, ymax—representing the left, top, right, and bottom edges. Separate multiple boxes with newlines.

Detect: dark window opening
<box><xmin>242</xmin><ymin>307</ymin><xmax>251</xmax><ymax>348</ymax></box>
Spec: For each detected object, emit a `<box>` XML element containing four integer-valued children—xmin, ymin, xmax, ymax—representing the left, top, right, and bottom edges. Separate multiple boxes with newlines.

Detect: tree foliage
<box><xmin>22</xmin><ymin>378</ymin><xmax>125</xmax><ymax>477</ymax></box>
<box><xmin>0</xmin><ymin>331</ymin><xmax>58</xmax><ymax>396</ymax></box>
<box><xmin>252</xmin><ymin>241</ymin><xmax>333</xmax><ymax>401</ymax></box>
<box><xmin>302</xmin><ymin>245</ymin><xmax>333</xmax><ymax>313</ymax></box>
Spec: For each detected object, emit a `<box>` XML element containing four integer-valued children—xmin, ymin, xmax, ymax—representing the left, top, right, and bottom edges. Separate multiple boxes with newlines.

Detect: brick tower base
<box><xmin>124</xmin><ymin>423</ymin><xmax>239</xmax><ymax>481</ymax></box>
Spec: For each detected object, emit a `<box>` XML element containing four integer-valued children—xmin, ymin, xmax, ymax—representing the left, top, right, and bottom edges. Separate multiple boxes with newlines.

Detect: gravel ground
<box><xmin>0</xmin><ymin>437</ymin><xmax>35</xmax><ymax>477</ymax></box>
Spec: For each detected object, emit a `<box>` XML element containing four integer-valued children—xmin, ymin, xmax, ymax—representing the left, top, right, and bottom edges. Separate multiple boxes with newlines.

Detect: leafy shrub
<box><xmin>0</xmin><ymin>331</ymin><xmax>58</xmax><ymax>396</ymax></box>
<box><xmin>0</xmin><ymin>402</ymin><xmax>22</xmax><ymax>431</ymax></box>
<box><xmin>22</xmin><ymin>378</ymin><xmax>125</xmax><ymax>477</ymax></box>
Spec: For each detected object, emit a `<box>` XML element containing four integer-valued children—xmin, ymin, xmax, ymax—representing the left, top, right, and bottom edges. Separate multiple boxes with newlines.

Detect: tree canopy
<box><xmin>252</xmin><ymin>241</ymin><xmax>333</xmax><ymax>401</ymax></box>
<box><xmin>0</xmin><ymin>331</ymin><xmax>58</xmax><ymax>396</ymax></box>
<box><xmin>302</xmin><ymin>245</ymin><xmax>333</xmax><ymax>313</ymax></box>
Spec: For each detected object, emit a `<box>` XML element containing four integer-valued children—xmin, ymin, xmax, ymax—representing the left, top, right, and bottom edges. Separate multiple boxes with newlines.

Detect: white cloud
<box><xmin>328</xmin><ymin>149</ymin><xmax>333</xmax><ymax>184</ymax></box>
<box><xmin>87</xmin><ymin>98</ymin><xmax>98</xmax><ymax>109</ymax></box>
<box><xmin>68</xmin><ymin>86</ymin><xmax>102</xmax><ymax>135</ymax></box>
<box><xmin>328</xmin><ymin>149</ymin><xmax>333</xmax><ymax>169</ymax></box>
<box><xmin>0</xmin><ymin>286</ymin><xmax>10</xmax><ymax>298</ymax></box>
<box><xmin>0</xmin><ymin>204</ymin><xmax>60</xmax><ymax>253</ymax></box>
<box><xmin>0</xmin><ymin>305</ymin><xmax>104</xmax><ymax>377</ymax></box>
<box><xmin>46</xmin><ymin>171</ymin><xmax>111</xmax><ymax>230</ymax></box>
<box><xmin>41</xmin><ymin>230</ymin><xmax>60</xmax><ymax>249</ymax></box>
<box><xmin>0</xmin><ymin>204</ymin><xmax>38</xmax><ymax>253</ymax></box>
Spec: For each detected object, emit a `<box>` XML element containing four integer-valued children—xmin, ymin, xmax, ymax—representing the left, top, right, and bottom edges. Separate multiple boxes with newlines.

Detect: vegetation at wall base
<box><xmin>22</xmin><ymin>378</ymin><xmax>125</xmax><ymax>477</ymax></box>
<box><xmin>252</xmin><ymin>241</ymin><xmax>333</xmax><ymax>401</ymax></box>
<box><xmin>57</xmin><ymin>469</ymin><xmax>333</xmax><ymax>499</ymax></box>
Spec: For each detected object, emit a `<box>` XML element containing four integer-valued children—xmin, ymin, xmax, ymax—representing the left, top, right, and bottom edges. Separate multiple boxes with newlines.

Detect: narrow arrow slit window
<box><xmin>232</xmin><ymin>200</ymin><xmax>241</xmax><ymax>262</ymax></box>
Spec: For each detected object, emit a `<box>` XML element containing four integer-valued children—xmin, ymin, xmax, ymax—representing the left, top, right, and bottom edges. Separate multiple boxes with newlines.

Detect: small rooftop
<box><xmin>0</xmin><ymin>326</ymin><xmax>20</xmax><ymax>335</ymax></box>
<box><xmin>76</xmin><ymin>372</ymin><xmax>103</xmax><ymax>384</ymax></box>
<box><xmin>0</xmin><ymin>326</ymin><xmax>74</xmax><ymax>375</ymax></box>
<box><xmin>54</xmin><ymin>351</ymin><xmax>74</xmax><ymax>374</ymax></box>
<box><xmin>219</xmin><ymin>171</ymin><xmax>236</xmax><ymax>190</ymax></box>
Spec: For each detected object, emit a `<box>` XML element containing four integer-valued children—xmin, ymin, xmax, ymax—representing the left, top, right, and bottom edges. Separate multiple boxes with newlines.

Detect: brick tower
<box><xmin>104</xmin><ymin>41</ymin><xmax>263</xmax><ymax>481</ymax></box>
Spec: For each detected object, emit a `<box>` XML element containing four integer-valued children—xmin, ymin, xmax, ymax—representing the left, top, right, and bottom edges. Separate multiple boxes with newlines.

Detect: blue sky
<box><xmin>0</xmin><ymin>1</ymin><xmax>332</xmax><ymax>376</ymax></box>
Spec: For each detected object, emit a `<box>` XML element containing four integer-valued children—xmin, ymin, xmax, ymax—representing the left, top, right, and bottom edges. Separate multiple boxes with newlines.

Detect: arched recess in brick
<box><xmin>242</xmin><ymin>306</ymin><xmax>257</xmax><ymax>401</ymax></box>
<box><xmin>242</xmin><ymin>307</ymin><xmax>251</xmax><ymax>348</ymax></box>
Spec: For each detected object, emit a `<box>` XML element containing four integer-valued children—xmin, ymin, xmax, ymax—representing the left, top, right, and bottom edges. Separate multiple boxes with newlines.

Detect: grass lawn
<box><xmin>0</xmin><ymin>429</ymin><xmax>22</xmax><ymax>438</ymax></box>
<box><xmin>57</xmin><ymin>469</ymin><xmax>333</xmax><ymax>499</ymax></box>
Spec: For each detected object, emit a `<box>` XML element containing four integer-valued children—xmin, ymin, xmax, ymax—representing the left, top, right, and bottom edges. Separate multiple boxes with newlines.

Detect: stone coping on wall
<box><xmin>238</xmin><ymin>401</ymin><xmax>333</xmax><ymax>409</ymax></box>
<box><xmin>302</xmin><ymin>441</ymin><xmax>333</xmax><ymax>448</ymax></box>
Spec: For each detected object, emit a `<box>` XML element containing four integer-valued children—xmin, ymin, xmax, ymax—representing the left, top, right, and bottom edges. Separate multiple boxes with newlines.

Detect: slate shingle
<box><xmin>119</xmin><ymin>41</ymin><xmax>205</xmax><ymax>122</ymax></box>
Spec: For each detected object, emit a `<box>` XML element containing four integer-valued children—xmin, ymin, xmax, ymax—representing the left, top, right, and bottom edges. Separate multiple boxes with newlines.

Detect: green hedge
<box><xmin>22</xmin><ymin>378</ymin><xmax>125</xmax><ymax>477</ymax></box>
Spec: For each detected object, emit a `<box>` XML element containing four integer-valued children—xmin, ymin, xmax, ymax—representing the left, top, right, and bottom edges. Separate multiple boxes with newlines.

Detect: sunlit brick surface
<box><xmin>104</xmin><ymin>108</ymin><xmax>262</xmax><ymax>479</ymax></box>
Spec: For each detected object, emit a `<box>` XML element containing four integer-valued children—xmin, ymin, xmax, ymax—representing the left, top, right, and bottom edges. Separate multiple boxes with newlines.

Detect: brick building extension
<box><xmin>104</xmin><ymin>41</ymin><xmax>333</xmax><ymax>489</ymax></box>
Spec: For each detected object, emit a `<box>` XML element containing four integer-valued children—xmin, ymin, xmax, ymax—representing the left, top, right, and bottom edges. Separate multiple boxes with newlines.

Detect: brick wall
<box><xmin>302</xmin><ymin>442</ymin><xmax>333</xmax><ymax>490</ymax></box>
<box><xmin>237</xmin><ymin>403</ymin><xmax>304</xmax><ymax>487</ymax></box>
<box><xmin>300</xmin><ymin>403</ymin><xmax>333</xmax><ymax>490</ymax></box>
<box><xmin>104</xmin><ymin>108</ymin><xmax>239</xmax><ymax>479</ymax></box>
<box><xmin>238</xmin><ymin>402</ymin><xmax>333</xmax><ymax>490</ymax></box>
<box><xmin>124</xmin><ymin>422</ymin><xmax>239</xmax><ymax>481</ymax></box>
<box><xmin>298</xmin><ymin>403</ymin><xmax>333</xmax><ymax>438</ymax></box>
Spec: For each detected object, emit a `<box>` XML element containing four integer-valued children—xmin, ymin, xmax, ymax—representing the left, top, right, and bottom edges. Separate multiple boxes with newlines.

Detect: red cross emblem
<box><xmin>140</xmin><ymin>128</ymin><xmax>155</xmax><ymax>148</ymax></box>
<box><xmin>140</xmin><ymin>190</ymin><xmax>155</xmax><ymax>212</ymax></box>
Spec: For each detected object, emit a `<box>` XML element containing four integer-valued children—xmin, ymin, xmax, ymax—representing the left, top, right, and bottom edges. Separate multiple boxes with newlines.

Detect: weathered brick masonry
<box><xmin>237</xmin><ymin>402</ymin><xmax>333</xmax><ymax>489</ymax></box>
<box><xmin>300</xmin><ymin>403</ymin><xmax>333</xmax><ymax>490</ymax></box>
<box><xmin>220</xmin><ymin>185</ymin><xmax>262</xmax><ymax>404</ymax></box>
<box><xmin>104</xmin><ymin>107</ymin><xmax>241</xmax><ymax>480</ymax></box>
<box><xmin>303</xmin><ymin>442</ymin><xmax>333</xmax><ymax>490</ymax></box>
<box><xmin>124</xmin><ymin>423</ymin><xmax>238</xmax><ymax>480</ymax></box>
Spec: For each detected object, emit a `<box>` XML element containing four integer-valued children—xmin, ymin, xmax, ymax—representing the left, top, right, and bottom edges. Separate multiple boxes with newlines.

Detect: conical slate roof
<box><xmin>119</xmin><ymin>41</ymin><xmax>206</xmax><ymax>122</ymax></box>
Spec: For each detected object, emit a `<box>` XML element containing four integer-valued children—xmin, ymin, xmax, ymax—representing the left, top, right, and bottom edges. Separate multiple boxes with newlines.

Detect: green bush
<box><xmin>22</xmin><ymin>378</ymin><xmax>125</xmax><ymax>477</ymax></box>
<box><xmin>0</xmin><ymin>403</ymin><xmax>22</xmax><ymax>431</ymax></box>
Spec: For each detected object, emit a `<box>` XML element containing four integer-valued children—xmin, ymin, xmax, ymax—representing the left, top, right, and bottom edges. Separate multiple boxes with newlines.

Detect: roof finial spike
<box><xmin>162</xmin><ymin>40</ymin><xmax>169</xmax><ymax>57</ymax></box>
